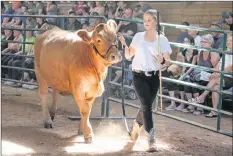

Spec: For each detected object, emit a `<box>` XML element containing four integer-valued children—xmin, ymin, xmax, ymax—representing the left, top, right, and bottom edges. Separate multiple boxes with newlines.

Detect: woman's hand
<box><xmin>210</xmin><ymin>72</ymin><xmax>220</xmax><ymax>80</ymax></box>
<box><xmin>156</xmin><ymin>55</ymin><xmax>164</xmax><ymax>64</ymax></box>
<box><xmin>119</xmin><ymin>35</ymin><xmax>126</xmax><ymax>48</ymax></box>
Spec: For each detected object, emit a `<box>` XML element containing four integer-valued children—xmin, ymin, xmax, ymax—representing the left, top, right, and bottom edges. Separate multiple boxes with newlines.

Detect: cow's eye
<box><xmin>97</xmin><ymin>39</ymin><xmax>101</xmax><ymax>43</ymax></box>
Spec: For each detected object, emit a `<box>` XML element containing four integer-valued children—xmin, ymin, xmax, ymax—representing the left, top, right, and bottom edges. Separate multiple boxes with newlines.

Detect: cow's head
<box><xmin>77</xmin><ymin>19</ymin><xmax>122</xmax><ymax>64</ymax></box>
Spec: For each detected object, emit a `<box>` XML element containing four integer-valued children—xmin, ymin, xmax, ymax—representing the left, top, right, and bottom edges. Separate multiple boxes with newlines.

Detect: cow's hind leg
<box><xmin>36</xmin><ymin>69</ymin><xmax>53</xmax><ymax>129</ymax></box>
<box><xmin>49</xmin><ymin>89</ymin><xmax>58</xmax><ymax>121</ymax></box>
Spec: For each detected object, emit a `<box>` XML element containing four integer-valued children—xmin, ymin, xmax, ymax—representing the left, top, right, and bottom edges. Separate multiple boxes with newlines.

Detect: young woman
<box><xmin>120</xmin><ymin>9</ymin><xmax>172</xmax><ymax>152</ymax></box>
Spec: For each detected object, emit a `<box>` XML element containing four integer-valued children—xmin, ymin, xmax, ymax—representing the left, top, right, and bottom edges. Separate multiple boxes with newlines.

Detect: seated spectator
<box><xmin>87</xmin><ymin>12</ymin><xmax>101</xmax><ymax>31</ymax></box>
<box><xmin>24</xmin><ymin>14</ymin><xmax>37</xmax><ymax>28</ymax></box>
<box><xmin>210</xmin><ymin>21</ymin><xmax>224</xmax><ymax>50</ymax></box>
<box><xmin>115</xmin><ymin>1</ymin><xmax>129</xmax><ymax>18</ymax></box>
<box><xmin>9</xmin><ymin>26</ymin><xmax>36</xmax><ymax>87</ymax></box>
<box><xmin>177</xmin><ymin>22</ymin><xmax>190</xmax><ymax>43</ymax></box>
<box><xmin>2</xmin><ymin>25</ymin><xmax>23</xmax><ymax>80</ymax></box>
<box><xmin>1</xmin><ymin>3</ymin><xmax>14</xmax><ymax>25</ymax></box>
<box><xmin>27</xmin><ymin>1</ymin><xmax>44</xmax><ymax>15</ymax></box>
<box><xmin>107</xmin><ymin>8</ymin><xmax>116</xmax><ymax>19</ymax></box>
<box><xmin>116</xmin><ymin>7</ymin><xmax>137</xmax><ymax>46</ymax></box>
<box><xmin>87</xmin><ymin>2</ymin><xmax>95</xmax><ymax>14</ymax></box>
<box><xmin>34</xmin><ymin>14</ymin><xmax>47</xmax><ymax>36</ymax></box>
<box><xmin>188</xmin><ymin>34</ymin><xmax>233</xmax><ymax>117</ymax></box>
<box><xmin>46</xmin><ymin>1</ymin><xmax>58</xmax><ymax>25</ymax></box>
<box><xmin>72</xmin><ymin>1</ymin><xmax>88</xmax><ymax>15</ymax></box>
<box><xmin>1</xmin><ymin>29</ymin><xmax>14</xmax><ymax>51</ymax></box>
<box><xmin>93</xmin><ymin>1</ymin><xmax>105</xmax><ymax>16</ymax></box>
<box><xmin>3</xmin><ymin>2</ymin><xmax>23</xmax><ymax>27</ymax></box>
<box><xmin>133</xmin><ymin>2</ymin><xmax>152</xmax><ymax>32</ymax></box>
<box><xmin>221</xmin><ymin>12</ymin><xmax>233</xmax><ymax>31</ymax></box>
<box><xmin>188</xmin><ymin>24</ymin><xmax>202</xmax><ymax>47</ymax></box>
<box><xmin>65</xmin><ymin>10</ymin><xmax>82</xmax><ymax>31</ymax></box>
<box><xmin>133</xmin><ymin>2</ymin><xmax>152</xmax><ymax>19</ymax></box>
<box><xmin>177</xmin><ymin>22</ymin><xmax>190</xmax><ymax>53</ymax></box>
<box><xmin>181</xmin><ymin>34</ymin><xmax>220</xmax><ymax>115</ymax></box>
<box><xmin>105</xmin><ymin>1</ymin><xmax>117</xmax><ymax>18</ymax></box>
<box><xmin>164</xmin><ymin>36</ymin><xmax>198</xmax><ymax>111</ymax></box>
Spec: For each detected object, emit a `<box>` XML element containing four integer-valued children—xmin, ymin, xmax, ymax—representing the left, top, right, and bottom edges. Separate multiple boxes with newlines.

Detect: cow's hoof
<box><xmin>44</xmin><ymin>122</ymin><xmax>53</xmax><ymax>129</ymax></box>
<box><xmin>84</xmin><ymin>137</ymin><xmax>92</xmax><ymax>144</ymax></box>
<box><xmin>77</xmin><ymin>130</ymin><xmax>84</xmax><ymax>135</ymax></box>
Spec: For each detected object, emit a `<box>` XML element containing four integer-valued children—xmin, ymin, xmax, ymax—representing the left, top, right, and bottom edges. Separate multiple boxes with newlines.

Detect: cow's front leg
<box><xmin>73</xmin><ymin>94</ymin><xmax>93</xmax><ymax>143</ymax></box>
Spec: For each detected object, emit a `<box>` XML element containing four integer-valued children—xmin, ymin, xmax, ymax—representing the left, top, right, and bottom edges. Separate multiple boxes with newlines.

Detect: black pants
<box><xmin>133</xmin><ymin>71</ymin><xmax>160</xmax><ymax>133</ymax></box>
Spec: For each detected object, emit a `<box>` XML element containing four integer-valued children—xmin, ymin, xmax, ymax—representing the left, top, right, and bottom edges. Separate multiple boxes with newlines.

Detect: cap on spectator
<box><xmin>211</xmin><ymin>21</ymin><xmax>223</xmax><ymax>30</ymax></box>
<box><xmin>201</xmin><ymin>34</ymin><xmax>214</xmax><ymax>45</ymax></box>
<box><xmin>221</xmin><ymin>12</ymin><xmax>233</xmax><ymax>19</ymax></box>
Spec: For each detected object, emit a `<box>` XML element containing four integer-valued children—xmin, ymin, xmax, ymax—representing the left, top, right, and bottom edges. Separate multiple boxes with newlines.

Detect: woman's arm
<box><xmin>210</xmin><ymin>52</ymin><xmax>220</xmax><ymax>68</ymax></box>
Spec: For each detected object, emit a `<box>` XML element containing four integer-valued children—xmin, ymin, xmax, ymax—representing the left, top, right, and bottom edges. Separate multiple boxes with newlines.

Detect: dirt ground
<box><xmin>1</xmin><ymin>84</ymin><xmax>232</xmax><ymax>156</ymax></box>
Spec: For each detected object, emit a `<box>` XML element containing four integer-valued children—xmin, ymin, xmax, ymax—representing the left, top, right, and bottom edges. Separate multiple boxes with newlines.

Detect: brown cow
<box><xmin>34</xmin><ymin>19</ymin><xmax>122</xmax><ymax>143</ymax></box>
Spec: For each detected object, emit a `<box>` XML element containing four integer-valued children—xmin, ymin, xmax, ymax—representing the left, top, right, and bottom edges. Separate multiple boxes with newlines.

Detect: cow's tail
<box><xmin>34</xmin><ymin>37</ymin><xmax>42</xmax><ymax>71</ymax></box>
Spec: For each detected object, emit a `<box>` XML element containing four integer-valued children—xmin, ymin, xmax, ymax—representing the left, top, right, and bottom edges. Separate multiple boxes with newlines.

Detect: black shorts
<box><xmin>223</xmin><ymin>77</ymin><xmax>233</xmax><ymax>90</ymax></box>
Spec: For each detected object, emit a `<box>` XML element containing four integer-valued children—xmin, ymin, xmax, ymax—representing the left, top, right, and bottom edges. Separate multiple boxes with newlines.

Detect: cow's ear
<box><xmin>94</xmin><ymin>23</ymin><xmax>105</xmax><ymax>33</ymax></box>
<box><xmin>77</xmin><ymin>30</ymin><xmax>91</xmax><ymax>42</ymax></box>
<box><xmin>107</xmin><ymin>19</ymin><xmax>117</xmax><ymax>32</ymax></box>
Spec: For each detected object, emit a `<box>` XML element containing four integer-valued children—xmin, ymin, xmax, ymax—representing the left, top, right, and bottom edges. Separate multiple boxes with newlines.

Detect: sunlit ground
<box><xmin>65</xmin><ymin>135</ymin><xmax>170</xmax><ymax>154</ymax></box>
<box><xmin>2</xmin><ymin>140</ymin><xmax>35</xmax><ymax>155</ymax></box>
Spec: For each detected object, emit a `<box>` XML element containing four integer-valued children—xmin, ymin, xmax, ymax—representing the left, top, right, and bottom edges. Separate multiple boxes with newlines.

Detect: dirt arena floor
<box><xmin>1</xmin><ymin>84</ymin><xmax>232</xmax><ymax>156</ymax></box>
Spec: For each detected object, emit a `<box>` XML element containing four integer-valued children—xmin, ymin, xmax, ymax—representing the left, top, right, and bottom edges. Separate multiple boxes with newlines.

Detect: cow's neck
<box><xmin>90</xmin><ymin>51</ymin><xmax>109</xmax><ymax>82</ymax></box>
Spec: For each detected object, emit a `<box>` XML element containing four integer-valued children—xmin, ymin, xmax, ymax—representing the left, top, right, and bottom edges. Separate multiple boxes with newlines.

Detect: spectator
<box><xmin>177</xmin><ymin>22</ymin><xmax>190</xmax><ymax>43</ymax></box>
<box><xmin>177</xmin><ymin>22</ymin><xmax>191</xmax><ymax>53</ymax></box>
<box><xmin>1</xmin><ymin>3</ymin><xmax>14</xmax><ymax>25</ymax></box>
<box><xmin>117</xmin><ymin>7</ymin><xmax>137</xmax><ymax>46</ymax></box>
<box><xmin>72</xmin><ymin>1</ymin><xmax>88</xmax><ymax>15</ymax></box>
<box><xmin>188</xmin><ymin>24</ymin><xmax>202</xmax><ymax>47</ymax></box>
<box><xmin>2</xmin><ymin>25</ymin><xmax>23</xmax><ymax>80</ymax></box>
<box><xmin>65</xmin><ymin>10</ymin><xmax>82</xmax><ymax>31</ymax></box>
<box><xmin>94</xmin><ymin>1</ymin><xmax>105</xmax><ymax>16</ymax></box>
<box><xmin>27</xmin><ymin>1</ymin><xmax>44</xmax><ymax>15</ymax></box>
<box><xmin>133</xmin><ymin>2</ymin><xmax>152</xmax><ymax>19</ymax></box>
<box><xmin>107</xmin><ymin>8</ymin><xmax>116</xmax><ymax>19</ymax></box>
<box><xmin>181</xmin><ymin>34</ymin><xmax>220</xmax><ymax>115</ymax></box>
<box><xmin>24</xmin><ymin>14</ymin><xmax>37</xmax><ymax>29</ymax></box>
<box><xmin>87</xmin><ymin>2</ymin><xmax>95</xmax><ymax>14</ymax></box>
<box><xmin>188</xmin><ymin>34</ymin><xmax>233</xmax><ymax>117</ymax></box>
<box><xmin>9</xmin><ymin>26</ymin><xmax>36</xmax><ymax>87</ymax></box>
<box><xmin>165</xmin><ymin>36</ymin><xmax>198</xmax><ymax>111</ymax></box>
<box><xmin>88</xmin><ymin>12</ymin><xmax>101</xmax><ymax>31</ymax></box>
<box><xmin>3</xmin><ymin>2</ymin><xmax>23</xmax><ymax>27</ymax></box>
<box><xmin>34</xmin><ymin>14</ymin><xmax>47</xmax><ymax>36</ymax></box>
<box><xmin>210</xmin><ymin>21</ymin><xmax>224</xmax><ymax>50</ymax></box>
<box><xmin>133</xmin><ymin>2</ymin><xmax>152</xmax><ymax>32</ymax></box>
<box><xmin>46</xmin><ymin>1</ymin><xmax>58</xmax><ymax>25</ymax></box>
<box><xmin>115</xmin><ymin>1</ymin><xmax>129</xmax><ymax>18</ymax></box>
<box><xmin>221</xmin><ymin>12</ymin><xmax>233</xmax><ymax>31</ymax></box>
<box><xmin>1</xmin><ymin>29</ymin><xmax>14</xmax><ymax>51</ymax></box>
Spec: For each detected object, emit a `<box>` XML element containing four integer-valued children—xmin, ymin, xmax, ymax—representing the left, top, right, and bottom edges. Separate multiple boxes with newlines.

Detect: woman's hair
<box><xmin>144</xmin><ymin>9</ymin><xmax>161</xmax><ymax>21</ymax></box>
<box><xmin>201</xmin><ymin>34</ymin><xmax>214</xmax><ymax>46</ymax></box>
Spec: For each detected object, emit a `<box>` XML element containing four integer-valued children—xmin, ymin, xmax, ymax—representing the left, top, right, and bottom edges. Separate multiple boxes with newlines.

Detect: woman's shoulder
<box><xmin>134</xmin><ymin>32</ymin><xmax>144</xmax><ymax>38</ymax></box>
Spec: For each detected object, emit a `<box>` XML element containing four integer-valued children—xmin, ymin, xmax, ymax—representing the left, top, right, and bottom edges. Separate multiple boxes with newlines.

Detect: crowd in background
<box><xmin>1</xmin><ymin>1</ymin><xmax>233</xmax><ymax>117</ymax></box>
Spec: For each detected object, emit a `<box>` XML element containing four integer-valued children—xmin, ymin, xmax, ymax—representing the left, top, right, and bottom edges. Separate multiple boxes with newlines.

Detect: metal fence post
<box><xmin>217</xmin><ymin>33</ymin><xmax>227</xmax><ymax>131</ymax></box>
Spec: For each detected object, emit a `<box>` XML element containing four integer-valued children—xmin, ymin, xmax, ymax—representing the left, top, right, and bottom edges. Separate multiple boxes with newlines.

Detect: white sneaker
<box><xmin>165</xmin><ymin>104</ymin><xmax>176</xmax><ymax>110</ymax></box>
